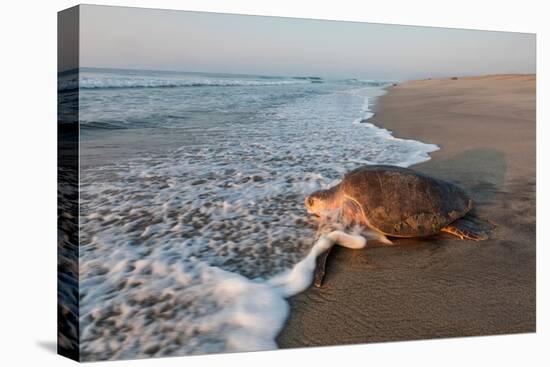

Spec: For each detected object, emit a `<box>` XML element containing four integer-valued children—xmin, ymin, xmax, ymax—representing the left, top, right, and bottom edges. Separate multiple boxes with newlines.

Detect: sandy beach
<box><xmin>277</xmin><ymin>75</ymin><xmax>536</xmax><ymax>347</ymax></box>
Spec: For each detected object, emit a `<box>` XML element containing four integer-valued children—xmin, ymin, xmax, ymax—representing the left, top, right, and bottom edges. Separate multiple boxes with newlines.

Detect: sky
<box><xmin>78</xmin><ymin>4</ymin><xmax>536</xmax><ymax>80</ymax></box>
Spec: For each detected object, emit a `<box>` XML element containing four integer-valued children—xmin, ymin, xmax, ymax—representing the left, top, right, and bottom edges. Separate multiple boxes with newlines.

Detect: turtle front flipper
<box><xmin>313</xmin><ymin>246</ymin><xmax>333</xmax><ymax>287</ymax></box>
<box><xmin>313</xmin><ymin>231</ymin><xmax>367</xmax><ymax>287</ymax></box>
<box><xmin>441</xmin><ymin>215</ymin><xmax>494</xmax><ymax>241</ymax></box>
<box><xmin>340</xmin><ymin>196</ymin><xmax>365</xmax><ymax>225</ymax></box>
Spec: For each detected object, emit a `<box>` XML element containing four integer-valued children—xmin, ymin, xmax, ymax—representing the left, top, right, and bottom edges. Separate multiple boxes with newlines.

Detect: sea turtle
<box><xmin>305</xmin><ymin>165</ymin><xmax>492</xmax><ymax>286</ymax></box>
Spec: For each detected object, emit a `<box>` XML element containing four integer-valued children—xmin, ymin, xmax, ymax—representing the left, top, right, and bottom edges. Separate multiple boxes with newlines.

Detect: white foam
<box><xmin>268</xmin><ymin>231</ymin><xmax>366</xmax><ymax>296</ymax></box>
<box><xmin>194</xmin><ymin>231</ymin><xmax>367</xmax><ymax>352</ymax></box>
<box><xmin>79</xmin><ymin>227</ymin><xmax>367</xmax><ymax>359</ymax></box>
<box><xmin>351</xmin><ymin>93</ymin><xmax>375</xmax><ymax>124</ymax></box>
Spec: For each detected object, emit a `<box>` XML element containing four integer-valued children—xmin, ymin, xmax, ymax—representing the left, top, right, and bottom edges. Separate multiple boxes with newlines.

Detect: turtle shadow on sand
<box><xmin>307</xmin><ymin>148</ymin><xmax>507</xmax><ymax>287</ymax></box>
<box><xmin>415</xmin><ymin>148</ymin><xmax>507</xmax><ymax>206</ymax></box>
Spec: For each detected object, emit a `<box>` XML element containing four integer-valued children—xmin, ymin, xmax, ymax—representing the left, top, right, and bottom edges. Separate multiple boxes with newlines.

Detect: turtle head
<box><xmin>305</xmin><ymin>189</ymin><xmax>335</xmax><ymax>215</ymax></box>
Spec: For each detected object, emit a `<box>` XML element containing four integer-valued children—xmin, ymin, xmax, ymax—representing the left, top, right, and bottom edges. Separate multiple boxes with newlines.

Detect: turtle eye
<box><xmin>307</xmin><ymin>197</ymin><xmax>314</xmax><ymax>207</ymax></box>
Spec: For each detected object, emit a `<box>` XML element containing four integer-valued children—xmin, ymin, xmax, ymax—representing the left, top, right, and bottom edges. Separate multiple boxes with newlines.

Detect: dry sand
<box><xmin>277</xmin><ymin>74</ymin><xmax>536</xmax><ymax>347</ymax></box>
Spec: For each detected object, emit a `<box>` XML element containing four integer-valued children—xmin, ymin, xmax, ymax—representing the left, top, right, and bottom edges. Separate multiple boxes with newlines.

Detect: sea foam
<box><xmin>268</xmin><ymin>231</ymin><xmax>367</xmax><ymax>296</ymax></box>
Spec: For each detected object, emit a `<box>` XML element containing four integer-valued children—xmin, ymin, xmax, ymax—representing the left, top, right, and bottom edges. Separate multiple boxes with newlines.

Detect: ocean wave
<box><xmin>344</xmin><ymin>78</ymin><xmax>392</xmax><ymax>87</ymax></box>
<box><xmin>58</xmin><ymin>78</ymin><xmax>79</xmax><ymax>92</ymax></box>
<box><xmin>292</xmin><ymin>76</ymin><xmax>323</xmax><ymax>83</ymax></box>
<box><xmin>60</xmin><ymin>77</ymin><xmax>312</xmax><ymax>91</ymax></box>
<box><xmin>79</xmin><ymin>120</ymin><xmax>138</xmax><ymax>130</ymax></box>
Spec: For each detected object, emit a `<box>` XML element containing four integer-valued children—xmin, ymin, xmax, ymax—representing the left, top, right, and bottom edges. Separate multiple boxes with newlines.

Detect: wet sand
<box><xmin>277</xmin><ymin>75</ymin><xmax>536</xmax><ymax>347</ymax></box>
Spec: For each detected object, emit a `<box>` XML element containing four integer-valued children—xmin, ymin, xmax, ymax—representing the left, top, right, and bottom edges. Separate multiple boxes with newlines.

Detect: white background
<box><xmin>0</xmin><ymin>0</ymin><xmax>547</xmax><ymax>366</ymax></box>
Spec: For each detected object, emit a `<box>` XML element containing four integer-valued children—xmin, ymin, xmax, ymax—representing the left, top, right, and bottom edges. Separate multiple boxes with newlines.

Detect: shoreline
<box><xmin>276</xmin><ymin>74</ymin><xmax>535</xmax><ymax>348</ymax></box>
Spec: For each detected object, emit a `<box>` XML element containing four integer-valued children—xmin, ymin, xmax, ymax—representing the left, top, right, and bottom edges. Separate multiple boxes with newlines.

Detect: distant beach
<box><xmin>277</xmin><ymin>74</ymin><xmax>536</xmax><ymax>347</ymax></box>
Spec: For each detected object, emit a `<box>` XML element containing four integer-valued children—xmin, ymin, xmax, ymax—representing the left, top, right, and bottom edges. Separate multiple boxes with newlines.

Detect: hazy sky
<box><xmin>79</xmin><ymin>5</ymin><xmax>535</xmax><ymax>80</ymax></box>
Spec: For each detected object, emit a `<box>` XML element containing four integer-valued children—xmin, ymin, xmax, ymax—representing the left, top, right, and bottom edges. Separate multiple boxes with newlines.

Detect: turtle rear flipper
<box><xmin>441</xmin><ymin>215</ymin><xmax>495</xmax><ymax>241</ymax></box>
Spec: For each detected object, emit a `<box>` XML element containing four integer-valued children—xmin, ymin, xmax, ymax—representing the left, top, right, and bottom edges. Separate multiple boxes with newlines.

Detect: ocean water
<box><xmin>74</xmin><ymin>68</ymin><xmax>438</xmax><ymax>360</ymax></box>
